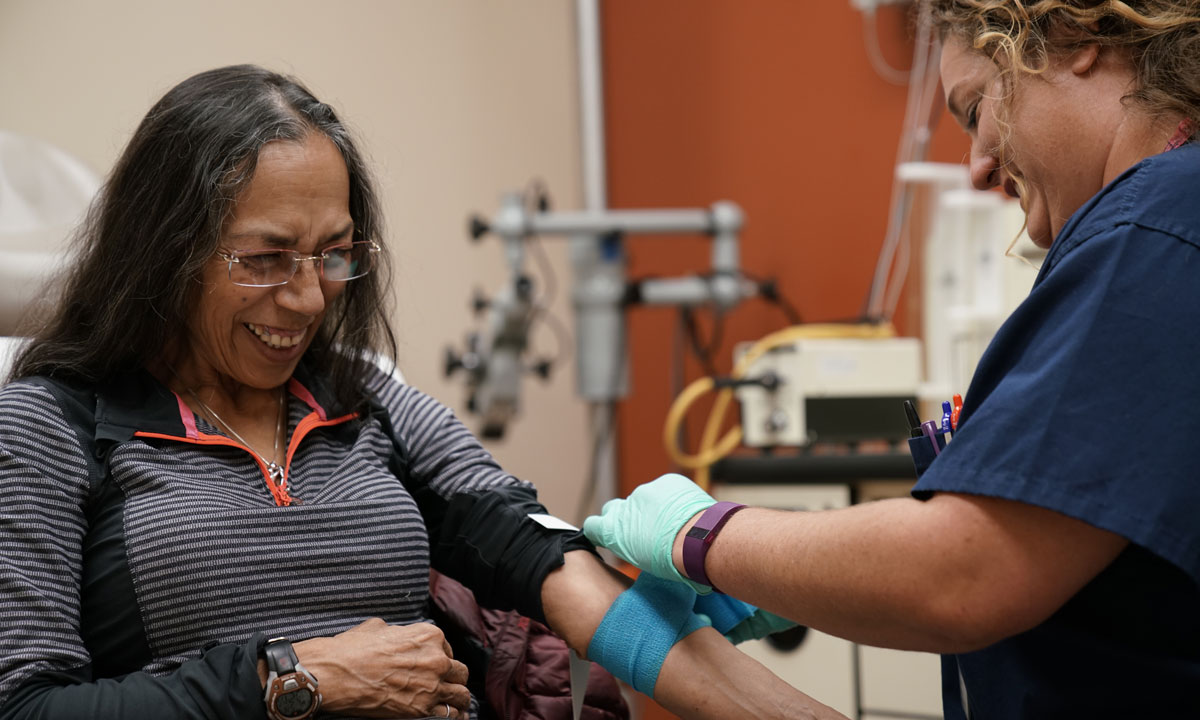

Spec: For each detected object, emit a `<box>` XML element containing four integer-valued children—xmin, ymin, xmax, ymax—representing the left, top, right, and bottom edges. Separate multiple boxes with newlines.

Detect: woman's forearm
<box><xmin>539</xmin><ymin>550</ymin><xmax>630</xmax><ymax>655</ymax></box>
<box><xmin>654</xmin><ymin>627</ymin><xmax>846</xmax><ymax>720</ymax></box>
<box><xmin>540</xmin><ymin>550</ymin><xmax>847</xmax><ymax>720</ymax></box>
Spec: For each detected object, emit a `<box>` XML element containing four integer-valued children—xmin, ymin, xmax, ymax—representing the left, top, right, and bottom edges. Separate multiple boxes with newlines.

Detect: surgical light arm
<box><xmin>446</xmin><ymin>191</ymin><xmax>756</xmax><ymax>438</ymax></box>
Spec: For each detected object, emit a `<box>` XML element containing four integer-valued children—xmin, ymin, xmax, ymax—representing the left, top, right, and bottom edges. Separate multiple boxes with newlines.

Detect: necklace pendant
<box><xmin>267</xmin><ymin>462</ymin><xmax>285</xmax><ymax>485</ymax></box>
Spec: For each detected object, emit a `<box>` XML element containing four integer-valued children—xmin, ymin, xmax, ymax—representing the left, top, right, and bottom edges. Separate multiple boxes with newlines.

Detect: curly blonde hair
<box><xmin>925</xmin><ymin>1</ymin><xmax>1200</xmax><ymax>122</ymax></box>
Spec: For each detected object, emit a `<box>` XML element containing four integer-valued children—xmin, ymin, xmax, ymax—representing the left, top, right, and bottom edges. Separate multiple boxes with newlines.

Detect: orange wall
<box><xmin>601</xmin><ymin>5</ymin><xmax>967</xmax><ymax>712</ymax></box>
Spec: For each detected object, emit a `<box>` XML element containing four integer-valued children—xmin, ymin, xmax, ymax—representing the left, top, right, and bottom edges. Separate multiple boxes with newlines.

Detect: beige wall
<box><xmin>0</xmin><ymin>0</ymin><xmax>590</xmax><ymax>518</ymax></box>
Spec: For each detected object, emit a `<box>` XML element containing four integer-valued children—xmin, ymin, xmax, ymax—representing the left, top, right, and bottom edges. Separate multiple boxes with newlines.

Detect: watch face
<box><xmin>275</xmin><ymin>688</ymin><xmax>313</xmax><ymax>718</ymax></box>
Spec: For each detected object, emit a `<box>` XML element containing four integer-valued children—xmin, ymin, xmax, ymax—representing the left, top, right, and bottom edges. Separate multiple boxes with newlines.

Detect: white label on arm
<box><xmin>528</xmin><ymin>513</ymin><xmax>579</xmax><ymax>531</ymax></box>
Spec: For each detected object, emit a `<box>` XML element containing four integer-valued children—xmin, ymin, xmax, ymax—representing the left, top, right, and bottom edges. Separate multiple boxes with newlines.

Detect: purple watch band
<box><xmin>681</xmin><ymin>501</ymin><xmax>747</xmax><ymax>590</ymax></box>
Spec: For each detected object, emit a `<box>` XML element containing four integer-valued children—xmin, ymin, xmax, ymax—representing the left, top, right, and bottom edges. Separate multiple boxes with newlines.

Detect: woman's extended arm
<box><xmin>539</xmin><ymin>551</ymin><xmax>848</xmax><ymax>720</ymax></box>
<box><xmin>380</xmin><ymin>381</ymin><xmax>844</xmax><ymax>717</ymax></box>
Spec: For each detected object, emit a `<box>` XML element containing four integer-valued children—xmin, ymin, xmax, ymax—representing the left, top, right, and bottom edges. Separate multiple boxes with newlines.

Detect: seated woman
<box><xmin>0</xmin><ymin>65</ymin><xmax>842</xmax><ymax>720</ymax></box>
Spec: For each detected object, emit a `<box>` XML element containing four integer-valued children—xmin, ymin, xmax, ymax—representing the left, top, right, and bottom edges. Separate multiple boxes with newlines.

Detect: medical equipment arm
<box><xmin>448</xmin><ymin>193</ymin><xmax>756</xmax><ymax>439</ymax></box>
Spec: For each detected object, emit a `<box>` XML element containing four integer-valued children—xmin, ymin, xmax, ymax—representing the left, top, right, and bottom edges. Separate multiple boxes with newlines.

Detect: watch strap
<box><xmin>681</xmin><ymin>501</ymin><xmax>746</xmax><ymax>590</ymax></box>
<box><xmin>264</xmin><ymin>637</ymin><xmax>300</xmax><ymax>675</ymax></box>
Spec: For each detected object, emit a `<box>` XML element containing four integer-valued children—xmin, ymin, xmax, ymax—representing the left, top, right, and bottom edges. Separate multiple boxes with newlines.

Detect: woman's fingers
<box><xmin>442</xmin><ymin>670</ymin><xmax>472</xmax><ymax>713</ymax></box>
<box><xmin>445</xmin><ymin>657</ymin><xmax>468</xmax><ymax>686</ymax></box>
<box><xmin>352</xmin><ymin>616</ymin><xmax>389</xmax><ymax>632</ymax></box>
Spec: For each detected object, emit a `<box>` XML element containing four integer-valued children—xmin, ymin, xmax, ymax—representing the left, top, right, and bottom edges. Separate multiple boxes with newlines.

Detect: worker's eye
<box><xmin>966</xmin><ymin>102</ymin><xmax>979</xmax><ymax>132</ymax></box>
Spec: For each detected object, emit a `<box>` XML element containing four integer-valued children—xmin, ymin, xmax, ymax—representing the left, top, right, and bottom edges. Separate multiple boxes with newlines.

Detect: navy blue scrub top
<box><xmin>911</xmin><ymin>144</ymin><xmax>1200</xmax><ymax>718</ymax></box>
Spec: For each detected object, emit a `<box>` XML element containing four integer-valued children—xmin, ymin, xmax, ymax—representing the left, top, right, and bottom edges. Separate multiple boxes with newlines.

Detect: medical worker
<box><xmin>586</xmin><ymin>2</ymin><xmax>1200</xmax><ymax>717</ymax></box>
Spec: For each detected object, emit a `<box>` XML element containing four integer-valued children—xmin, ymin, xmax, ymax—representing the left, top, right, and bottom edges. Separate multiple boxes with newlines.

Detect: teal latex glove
<box><xmin>583</xmin><ymin>473</ymin><xmax>717</xmax><ymax>593</ymax></box>
<box><xmin>723</xmin><ymin>608</ymin><xmax>799</xmax><ymax>645</ymax></box>
<box><xmin>692</xmin><ymin>593</ymin><xmax>798</xmax><ymax>645</ymax></box>
<box><xmin>692</xmin><ymin>591</ymin><xmax>755</xmax><ymax>634</ymax></box>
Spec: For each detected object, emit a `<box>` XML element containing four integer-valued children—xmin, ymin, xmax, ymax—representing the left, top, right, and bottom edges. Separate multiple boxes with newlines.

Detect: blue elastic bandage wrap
<box><xmin>693</xmin><ymin>592</ymin><xmax>757</xmax><ymax>634</ymax></box>
<box><xmin>587</xmin><ymin>573</ymin><xmax>712</xmax><ymax>697</ymax></box>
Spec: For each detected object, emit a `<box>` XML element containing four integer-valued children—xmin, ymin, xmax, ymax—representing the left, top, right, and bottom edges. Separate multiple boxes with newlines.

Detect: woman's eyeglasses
<box><xmin>217</xmin><ymin>241</ymin><xmax>381</xmax><ymax>287</ymax></box>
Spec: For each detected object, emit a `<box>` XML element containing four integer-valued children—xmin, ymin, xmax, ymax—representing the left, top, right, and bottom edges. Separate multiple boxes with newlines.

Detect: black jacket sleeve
<box><xmin>1</xmin><ymin>637</ymin><xmax>268</xmax><ymax>720</ymax></box>
<box><xmin>369</xmin><ymin>382</ymin><xmax>596</xmax><ymax>623</ymax></box>
<box><xmin>425</xmin><ymin>485</ymin><xmax>596</xmax><ymax>622</ymax></box>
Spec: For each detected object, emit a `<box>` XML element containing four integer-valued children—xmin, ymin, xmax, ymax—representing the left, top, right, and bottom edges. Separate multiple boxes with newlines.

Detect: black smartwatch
<box><xmin>262</xmin><ymin>637</ymin><xmax>321</xmax><ymax>720</ymax></box>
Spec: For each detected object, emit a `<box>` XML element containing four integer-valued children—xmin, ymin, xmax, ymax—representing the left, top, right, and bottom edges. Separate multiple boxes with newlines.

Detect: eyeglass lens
<box><xmin>228</xmin><ymin>242</ymin><xmax>376</xmax><ymax>287</ymax></box>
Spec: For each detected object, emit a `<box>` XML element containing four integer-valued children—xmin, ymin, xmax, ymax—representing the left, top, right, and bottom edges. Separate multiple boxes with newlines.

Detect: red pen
<box><xmin>951</xmin><ymin>393</ymin><xmax>963</xmax><ymax>432</ymax></box>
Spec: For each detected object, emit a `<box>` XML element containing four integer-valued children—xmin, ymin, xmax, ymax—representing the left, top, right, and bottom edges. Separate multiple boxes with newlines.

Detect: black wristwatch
<box><xmin>262</xmin><ymin>637</ymin><xmax>322</xmax><ymax>720</ymax></box>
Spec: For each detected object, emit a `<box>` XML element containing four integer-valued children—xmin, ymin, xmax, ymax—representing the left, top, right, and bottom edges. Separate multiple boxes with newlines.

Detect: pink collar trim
<box><xmin>287</xmin><ymin>377</ymin><xmax>327</xmax><ymax>421</ymax></box>
<box><xmin>175</xmin><ymin>393</ymin><xmax>199</xmax><ymax>439</ymax></box>
<box><xmin>171</xmin><ymin>377</ymin><xmax>330</xmax><ymax>433</ymax></box>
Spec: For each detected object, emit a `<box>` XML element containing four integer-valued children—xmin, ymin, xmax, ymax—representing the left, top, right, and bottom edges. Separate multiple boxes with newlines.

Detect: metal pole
<box><xmin>576</xmin><ymin>0</ymin><xmax>607</xmax><ymax>211</ymax></box>
<box><xmin>575</xmin><ymin>0</ymin><xmax>619</xmax><ymax>517</ymax></box>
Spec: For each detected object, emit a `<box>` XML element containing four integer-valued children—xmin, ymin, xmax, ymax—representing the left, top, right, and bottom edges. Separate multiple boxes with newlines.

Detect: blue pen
<box><xmin>921</xmin><ymin>420</ymin><xmax>941</xmax><ymax>456</ymax></box>
<box><xmin>941</xmin><ymin>401</ymin><xmax>953</xmax><ymax>434</ymax></box>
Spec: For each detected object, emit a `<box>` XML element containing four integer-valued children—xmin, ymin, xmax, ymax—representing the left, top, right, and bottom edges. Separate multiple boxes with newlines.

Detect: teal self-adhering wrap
<box><xmin>586</xmin><ymin>574</ymin><xmax>711</xmax><ymax>697</ymax></box>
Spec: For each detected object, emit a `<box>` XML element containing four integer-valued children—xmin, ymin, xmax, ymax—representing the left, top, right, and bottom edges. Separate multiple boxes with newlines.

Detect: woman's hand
<box><xmin>293</xmin><ymin>617</ymin><xmax>470</xmax><ymax>718</ymax></box>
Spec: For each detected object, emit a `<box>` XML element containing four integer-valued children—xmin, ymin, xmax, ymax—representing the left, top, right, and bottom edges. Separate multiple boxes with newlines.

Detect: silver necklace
<box><xmin>188</xmin><ymin>388</ymin><xmax>287</xmax><ymax>488</ymax></box>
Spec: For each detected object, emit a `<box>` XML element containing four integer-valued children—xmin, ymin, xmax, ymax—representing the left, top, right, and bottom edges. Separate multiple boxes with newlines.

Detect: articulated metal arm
<box><xmin>446</xmin><ymin>190</ymin><xmax>756</xmax><ymax>439</ymax></box>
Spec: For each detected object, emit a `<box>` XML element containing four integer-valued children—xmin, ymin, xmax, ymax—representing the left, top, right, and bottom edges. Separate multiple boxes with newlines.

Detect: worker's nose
<box><xmin>969</xmin><ymin>146</ymin><xmax>1000</xmax><ymax>191</ymax></box>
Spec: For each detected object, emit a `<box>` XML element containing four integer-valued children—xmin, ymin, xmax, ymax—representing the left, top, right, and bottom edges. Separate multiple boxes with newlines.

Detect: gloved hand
<box><xmin>583</xmin><ymin>473</ymin><xmax>717</xmax><ymax>593</ymax></box>
<box><xmin>723</xmin><ymin>608</ymin><xmax>799</xmax><ymax>645</ymax></box>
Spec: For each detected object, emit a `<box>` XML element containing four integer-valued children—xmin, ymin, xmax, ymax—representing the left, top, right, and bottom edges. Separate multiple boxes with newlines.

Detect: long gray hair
<box><xmin>12</xmin><ymin>64</ymin><xmax>396</xmax><ymax>411</ymax></box>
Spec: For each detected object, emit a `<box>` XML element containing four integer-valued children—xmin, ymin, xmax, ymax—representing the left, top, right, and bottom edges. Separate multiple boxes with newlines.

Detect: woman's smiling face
<box><xmin>184</xmin><ymin>133</ymin><xmax>353</xmax><ymax>390</ymax></box>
